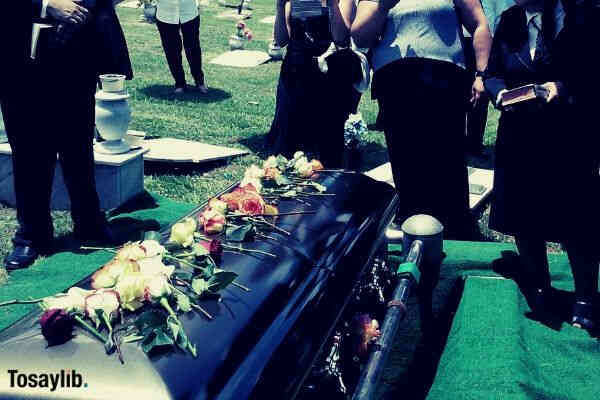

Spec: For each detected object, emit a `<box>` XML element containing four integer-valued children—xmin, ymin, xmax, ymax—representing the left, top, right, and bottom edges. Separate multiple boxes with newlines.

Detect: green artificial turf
<box><xmin>0</xmin><ymin>191</ymin><xmax>193</xmax><ymax>332</ymax></box>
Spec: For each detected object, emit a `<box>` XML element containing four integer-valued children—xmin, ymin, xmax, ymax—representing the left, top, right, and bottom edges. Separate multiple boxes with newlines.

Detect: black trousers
<box><xmin>156</xmin><ymin>16</ymin><xmax>204</xmax><ymax>88</ymax></box>
<box><xmin>375</xmin><ymin>58</ymin><xmax>477</xmax><ymax>240</ymax></box>
<box><xmin>2</xmin><ymin>28</ymin><xmax>104</xmax><ymax>250</ymax></box>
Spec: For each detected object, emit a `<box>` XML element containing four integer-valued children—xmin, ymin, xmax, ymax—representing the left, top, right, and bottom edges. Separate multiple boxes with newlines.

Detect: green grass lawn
<box><xmin>0</xmin><ymin>1</ymin><xmax>506</xmax><ymax>278</ymax></box>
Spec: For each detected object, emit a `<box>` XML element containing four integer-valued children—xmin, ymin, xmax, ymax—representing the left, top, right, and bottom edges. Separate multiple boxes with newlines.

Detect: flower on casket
<box><xmin>263</xmin><ymin>155</ymin><xmax>278</xmax><ymax>169</ymax></box>
<box><xmin>115</xmin><ymin>242</ymin><xmax>147</xmax><ymax>262</ymax></box>
<box><xmin>353</xmin><ymin>314</ymin><xmax>381</xmax><ymax>358</ymax></box>
<box><xmin>200</xmin><ymin>208</ymin><xmax>226</xmax><ymax>234</ymax></box>
<box><xmin>244</xmin><ymin>164</ymin><xmax>265</xmax><ymax>180</ymax></box>
<box><xmin>84</xmin><ymin>289</ymin><xmax>120</xmax><ymax>327</ymax></box>
<box><xmin>264</xmin><ymin>204</ymin><xmax>279</xmax><ymax>216</ymax></box>
<box><xmin>42</xmin><ymin>287</ymin><xmax>95</xmax><ymax>314</ymax></box>
<box><xmin>208</xmin><ymin>198</ymin><xmax>229</xmax><ymax>215</ymax></box>
<box><xmin>137</xmin><ymin>256</ymin><xmax>175</xmax><ymax>278</ymax></box>
<box><xmin>92</xmin><ymin>259</ymin><xmax>140</xmax><ymax>289</ymax></box>
<box><xmin>240</xmin><ymin>177</ymin><xmax>263</xmax><ymax>193</ymax></box>
<box><xmin>168</xmin><ymin>217</ymin><xmax>197</xmax><ymax>248</ymax></box>
<box><xmin>310</xmin><ymin>159</ymin><xmax>324</xmax><ymax>171</ymax></box>
<box><xmin>264</xmin><ymin>167</ymin><xmax>281</xmax><ymax>180</ymax></box>
<box><xmin>238</xmin><ymin>191</ymin><xmax>265</xmax><ymax>215</ymax></box>
<box><xmin>115</xmin><ymin>272</ymin><xmax>149</xmax><ymax>311</ymax></box>
<box><xmin>143</xmin><ymin>275</ymin><xmax>172</xmax><ymax>303</ymax></box>
<box><xmin>294</xmin><ymin>157</ymin><xmax>313</xmax><ymax>177</ymax></box>
<box><xmin>40</xmin><ymin>309</ymin><xmax>75</xmax><ymax>347</ymax></box>
<box><xmin>140</xmin><ymin>240</ymin><xmax>167</xmax><ymax>258</ymax></box>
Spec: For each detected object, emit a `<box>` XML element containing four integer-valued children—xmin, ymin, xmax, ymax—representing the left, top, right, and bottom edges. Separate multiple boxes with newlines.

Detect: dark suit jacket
<box><xmin>485</xmin><ymin>0</ymin><xmax>600</xmax><ymax>109</ymax></box>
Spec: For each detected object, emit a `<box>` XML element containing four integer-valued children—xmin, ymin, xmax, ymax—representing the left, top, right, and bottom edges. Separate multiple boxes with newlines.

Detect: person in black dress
<box><xmin>485</xmin><ymin>0</ymin><xmax>600</xmax><ymax>330</ymax></box>
<box><xmin>267</xmin><ymin>0</ymin><xmax>359</xmax><ymax>168</ymax></box>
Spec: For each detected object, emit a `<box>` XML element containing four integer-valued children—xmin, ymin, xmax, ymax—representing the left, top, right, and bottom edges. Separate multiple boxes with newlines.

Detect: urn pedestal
<box><xmin>267</xmin><ymin>41</ymin><xmax>284</xmax><ymax>60</ymax></box>
<box><xmin>229</xmin><ymin>35</ymin><xmax>244</xmax><ymax>50</ymax></box>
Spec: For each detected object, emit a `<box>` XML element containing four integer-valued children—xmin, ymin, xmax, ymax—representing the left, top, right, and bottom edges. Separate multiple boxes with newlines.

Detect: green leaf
<box><xmin>164</xmin><ymin>242</ymin><xmax>184</xmax><ymax>253</ymax></box>
<box><xmin>135</xmin><ymin>311</ymin><xmax>166</xmax><ymax>335</ymax></box>
<box><xmin>207</xmin><ymin>271</ymin><xmax>238</xmax><ymax>293</ymax></box>
<box><xmin>192</xmin><ymin>278</ymin><xmax>210</xmax><ymax>296</ymax></box>
<box><xmin>226</xmin><ymin>224</ymin><xmax>255</xmax><ymax>242</ymax></box>
<box><xmin>144</xmin><ymin>231</ymin><xmax>162</xmax><ymax>242</ymax></box>
<box><xmin>152</xmin><ymin>328</ymin><xmax>175</xmax><ymax>347</ymax></box>
<box><xmin>167</xmin><ymin>316</ymin><xmax>180</xmax><ymax>340</ymax></box>
<box><xmin>121</xmin><ymin>334</ymin><xmax>144</xmax><ymax>344</ymax></box>
<box><xmin>311</xmin><ymin>182</ymin><xmax>327</xmax><ymax>193</ymax></box>
<box><xmin>175</xmin><ymin>291</ymin><xmax>192</xmax><ymax>313</ymax></box>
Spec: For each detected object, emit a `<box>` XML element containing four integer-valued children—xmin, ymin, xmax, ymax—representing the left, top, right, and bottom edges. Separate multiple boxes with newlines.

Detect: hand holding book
<box><xmin>499</xmin><ymin>81</ymin><xmax>564</xmax><ymax>109</ymax></box>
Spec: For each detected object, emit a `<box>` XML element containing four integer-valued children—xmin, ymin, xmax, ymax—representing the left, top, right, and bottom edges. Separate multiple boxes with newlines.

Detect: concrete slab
<box><xmin>209</xmin><ymin>50</ymin><xmax>270</xmax><ymax>67</ymax></box>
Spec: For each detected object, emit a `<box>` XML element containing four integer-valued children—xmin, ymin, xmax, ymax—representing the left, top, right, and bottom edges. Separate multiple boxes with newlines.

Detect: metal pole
<box><xmin>351</xmin><ymin>240</ymin><xmax>423</xmax><ymax>400</ymax></box>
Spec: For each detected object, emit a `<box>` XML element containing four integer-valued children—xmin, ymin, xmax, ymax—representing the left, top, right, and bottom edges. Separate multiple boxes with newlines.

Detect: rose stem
<box><xmin>0</xmin><ymin>298</ymin><xmax>44</xmax><ymax>307</ymax></box>
<box><xmin>249</xmin><ymin>217</ymin><xmax>290</xmax><ymax>236</ymax></box>
<box><xmin>80</xmin><ymin>246</ymin><xmax>118</xmax><ymax>252</ymax></box>
<box><xmin>160</xmin><ymin>297</ymin><xmax>199</xmax><ymax>355</ymax></box>
<box><xmin>73</xmin><ymin>315</ymin><xmax>108</xmax><ymax>343</ymax></box>
<box><xmin>227</xmin><ymin>211</ymin><xmax>316</xmax><ymax>217</ymax></box>
<box><xmin>171</xmin><ymin>286</ymin><xmax>214</xmax><ymax>320</ymax></box>
<box><xmin>231</xmin><ymin>282</ymin><xmax>251</xmax><ymax>292</ymax></box>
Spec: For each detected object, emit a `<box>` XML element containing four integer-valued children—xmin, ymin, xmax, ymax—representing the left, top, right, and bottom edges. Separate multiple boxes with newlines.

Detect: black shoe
<box><xmin>4</xmin><ymin>245</ymin><xmax>39</xmax><ymax>270</ymax></box>
<box><xmin>74</xmin><ymin>223</ymin><xmax>120</xmax><ymax>246</ymax></box>
<box><xmin>571</xmin><ymin>301</ymin><xmax>596</xmax><ymax>331</ymax></box>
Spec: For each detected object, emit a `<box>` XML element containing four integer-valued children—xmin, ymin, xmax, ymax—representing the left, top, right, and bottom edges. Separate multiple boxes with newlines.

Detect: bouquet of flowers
<box><xmin>235</xmin><ymin>21</ymin><xmax>253</xmax><ymax>41</ymax></box>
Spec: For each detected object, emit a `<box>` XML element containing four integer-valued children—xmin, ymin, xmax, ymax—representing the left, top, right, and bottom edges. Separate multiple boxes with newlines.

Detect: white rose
<box><xmin>42</xmin><ymin>287</ymin><xmax>94</xmax><ymax>314</ymax></box>
<box><xmin>244</xmin><ymin>164</ymin><xmax>265</xmax><ymax>180</ymax></box>
<box><xmin>293</xmin><ymin>151</ymin><xmax>304</xmax><ymax>160</ymax></box>
<box><xmin>138</xmin><ymin>257</ymin><xmax>175</xmax><ymax>278</ymax></box>
<box><xmin>115</xmin><ymin>243</ymin><xmax>146</xmax><ymax>261</ymax></box>
<box><xmin>262</xmin><ymin>156</ymin><xmax>278</xmax><ymax>169</ymax></box>
<box><xmin>85</xmin><ymin>289</ymin><xmax>120</xmax><ymax>326</ymax></box>
<box><xmin>115</xmin><ymin>272</ymin><xmax>148</xmax><ymax>311</ymax></box>
<box><xmin>140</xmin><ymin>240</ymin><xmax>166</xmax><ymax>258</ymax></box>
<box><xmin>144</xmin><ymin>275</ymin><xmax>172</xmax><ymax>302</ymax></box>
<box><xmin>240</xmin><ymin>177</ymin><xmax>262</xmax><ymax>193</ymax></box>
<box><xmin>208</xmin><ymin>198</ymin><xmax>228</xmax><ymax>215</ymax></box>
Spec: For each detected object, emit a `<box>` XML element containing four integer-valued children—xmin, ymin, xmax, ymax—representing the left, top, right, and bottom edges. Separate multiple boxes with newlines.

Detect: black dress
<box><xmin>485</xmin><ymin>4</ymin><xmax>600</xmax><ymax>241</ymax></box>
<box><xmin>267</xmin><ymin>10</ymin><xmax>349</xmax><ymax>168</ymax></box>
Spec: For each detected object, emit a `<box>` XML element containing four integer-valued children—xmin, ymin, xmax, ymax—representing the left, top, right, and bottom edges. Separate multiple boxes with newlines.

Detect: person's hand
<box><xmin>537</xmin><ymin>81</ymin><xmax>563</xmax><ymax>103</ymax></box>
<box><xmin>50</xmin><ymin>22</ymin><xmax>82</xmax><ymax>47</ymax></box>
<box><xmin>47</xmin><ymin>0</ymin><xmax>89</xmax><ymax>25</ymax></box>
<box><xmin>471</xmin><ymin>76</ymin><xmax>485</xmax><ymax>105</ymax></box>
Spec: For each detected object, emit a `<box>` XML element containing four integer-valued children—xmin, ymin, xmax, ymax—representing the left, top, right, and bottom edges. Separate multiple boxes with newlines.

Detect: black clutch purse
<box><xmin>325</xmin><ymin>48</ymin><xmax>364</xmax><ymax>86</ymax></box>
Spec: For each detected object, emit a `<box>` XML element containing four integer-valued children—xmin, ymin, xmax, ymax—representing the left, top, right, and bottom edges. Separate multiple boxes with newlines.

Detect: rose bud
<box><xmin>293</xmin><ymin>151</ymin><xmax>305</xmax><ymax>160</ymax></box>
<box><xmin>40</xmin><ymin>309</ymin><xmax>75</xmax><ymax>347</ymax></box>
<box><xmin>201</xmin><ymin>239</ymin><xmax>224</xmax><ymax>260</ymax></box>
<box><xmin>240</xmin><ymin>177</ymin><xmax>262</xmax><ymax>193</ymax></box>
<box><xmin>169</xmin><ymin>217</ymin><xmax>197</xmax><ymax>248</ymax></box>
<box><xmin>200</xmin><ymin>208</ymin><xmax>226</xmax><ymax>234</ymax></box>
<box><xmin>85</xmin><ymin>290</ymin><xmax>120</xmax><ymax>327</ymax></box>
<box><xmin>92</xmin><ymin>259</ymin><xmax>140</xmax><ymax>289</ymax></box>
<box><xmin>115</xmin><ymin>272</ymin><xmax>148</xmax><ymax>311</ymax></box>
<box><xmin>208</xmin><ymin>198</ymin><xmax>229</xmax><ymax>214</ymax></box>
<box><xmin>263</xmin><ymin>155</ymin><xmax>278</xmax><ymax>169</ymax></box>
<box><xmin>115</xmin><ymin>242</ymin><xmax>146</xmax><ymax>261</ymax></box>
<box><xmin>310</xmin><ymin>159</ymin><xmax>324</xmax><ymax>171</ymax></box>
<box><xmin>140</xmin><ymin>240</ymin><xmax>166</xmax><ymax>258</ymax></box>
<box><xmin>244</xmin><ymin>164</ymin><xmax>265</xmax><ymax>180</ymax></box>
<box><xmin>264</xmin><ymin>167</ymin><xmax>281</xmax><ymax>180</ymax></box>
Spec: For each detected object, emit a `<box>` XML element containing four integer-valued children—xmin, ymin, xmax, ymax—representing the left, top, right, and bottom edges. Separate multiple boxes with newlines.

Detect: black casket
<box><xmin>0</xmin><ymin>172</ymin><xmax>398</xmax><ymax>400</ymax></box>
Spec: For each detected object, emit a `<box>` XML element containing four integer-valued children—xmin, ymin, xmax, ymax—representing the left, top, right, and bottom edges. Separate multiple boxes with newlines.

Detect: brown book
<box><xmin>500</xmin><ymin>84</ymin><xmax>546</xmax><ymax>107</ymax></box>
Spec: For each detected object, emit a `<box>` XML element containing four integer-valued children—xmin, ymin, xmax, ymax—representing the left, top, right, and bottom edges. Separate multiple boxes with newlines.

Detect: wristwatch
<box><xmin>475</xmin><ymin>70</ymin><xmax>486</xmax><ymax>79</ymax></box>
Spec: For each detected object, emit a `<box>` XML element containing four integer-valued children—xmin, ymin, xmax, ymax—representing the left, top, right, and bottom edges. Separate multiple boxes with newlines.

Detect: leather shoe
<box><xmin>4</xmin><ymin>245</ymin><xmax>39</xmax><ymax>270</ymax></box>
<box><xmin>74</xmin><ymin>223</ymin><xmax>120</xmax><ymax>246</ymax></box>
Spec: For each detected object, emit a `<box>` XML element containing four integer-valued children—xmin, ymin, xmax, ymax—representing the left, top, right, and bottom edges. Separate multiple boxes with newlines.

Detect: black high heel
<box><xmin>571</xmin><ymin>301</ymin><xmax>596</xmax><ymax>331</ymax></box>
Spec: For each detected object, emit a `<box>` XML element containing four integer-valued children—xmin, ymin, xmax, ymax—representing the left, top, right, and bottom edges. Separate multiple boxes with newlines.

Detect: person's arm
<box><xmin>483</xmin><ymin>16</ymin><xmax>507</xmax><ymax>108</ymax></box>
<box><xmin>455</xmin><ymin>0</ymin><xmax>492</xmax><ymax>103</ymax></box>
<box><xmin>46</xmin><ymin>0</ymin><xmax>89</xmax><ymax>24</ymax></box>
<box><xmin>330</xmin><ymin>0</ymin><xmax>354</xmax><ymax>44</ymax></box>
<box><xmin>350</xmin><ymin>1</ymin><xmax>389</xmax><ymax>49</ymax></box>
<box><xmin>274</xmin><ymin>0</ymin><xmax>291</xmax><ymax>47</ymax></box>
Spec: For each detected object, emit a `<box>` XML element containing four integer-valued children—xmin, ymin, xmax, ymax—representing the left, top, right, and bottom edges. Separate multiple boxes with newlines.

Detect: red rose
<box><xmin>40</xmin><ymin>309</ymin><xmax>75</xmax><ymax>347</ymax></box>
<box><xmin>201</xmin><ymin>239</ymin><xmax>224</xmax><ymax>260</ymax></box>
<box><xmin>353</xmin><ymin>314</ymin><xmax>381</xmax><ymax>358</ymax></box>
<box><xmin>220</xmin><ymin>187</ymin><xmax>247</xmax><ymax>211</ymax></box>
<box><xmin>238</xmin><ymin>192</ymin><xmax>265</xmax><ymax>215</ymax></box>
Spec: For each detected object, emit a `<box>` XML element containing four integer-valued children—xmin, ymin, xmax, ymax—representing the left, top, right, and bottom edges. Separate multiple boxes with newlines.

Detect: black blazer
<box><xmin>485</xmin><ymin>0</ymin><xmax>600</xmax><ymax>108</ymax></box>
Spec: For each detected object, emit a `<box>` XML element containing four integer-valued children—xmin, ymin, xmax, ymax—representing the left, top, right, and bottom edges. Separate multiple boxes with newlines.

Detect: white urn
<box><xmin>229</xmin><ymin>35</ymin><xmax>244</xmax><ymax>50</ymax></box>
<box><xmin>268</xmin><ymin>41</ymin><xmax>284</xmax><ymax>60</ymax></box>
<box><xmin>95</xmin><ymin>90</ymin><xmax>132</xmax><ymax>155</ymax></box>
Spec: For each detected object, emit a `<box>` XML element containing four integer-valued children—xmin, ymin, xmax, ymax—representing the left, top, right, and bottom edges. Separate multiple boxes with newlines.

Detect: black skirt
<box><xmin>490</xmin><ymin>101</ymin><xmax>600</xmax><ymax>241</ymax></box>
